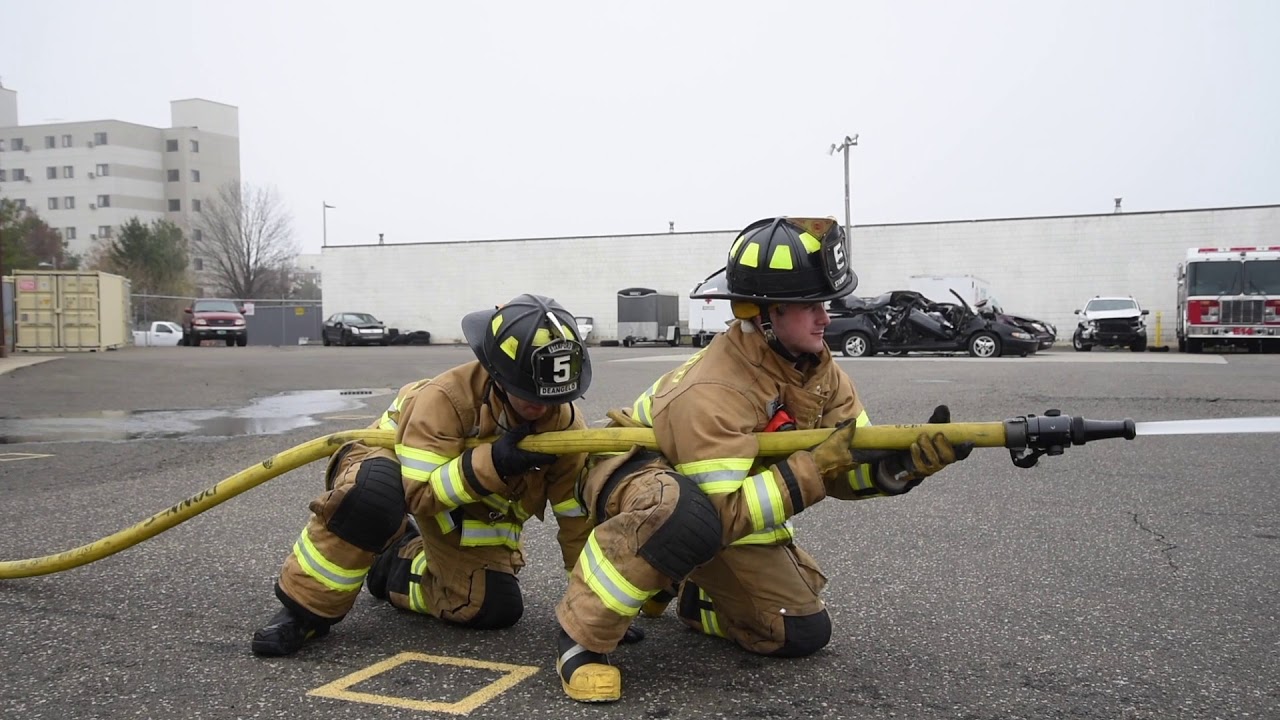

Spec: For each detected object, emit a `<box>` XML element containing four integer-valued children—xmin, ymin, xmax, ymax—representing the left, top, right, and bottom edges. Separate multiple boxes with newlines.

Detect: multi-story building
<box><xmin>0</xmin><ymin>83</ymin><xmax>240</xmax><ymax>272</ymax></box>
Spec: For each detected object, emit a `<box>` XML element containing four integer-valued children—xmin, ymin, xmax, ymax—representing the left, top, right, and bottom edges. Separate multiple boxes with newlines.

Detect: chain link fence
<box><xmin>131</xmin><ymin>294</ymin><xmax>324</xmax><ymax>346</ymax></box>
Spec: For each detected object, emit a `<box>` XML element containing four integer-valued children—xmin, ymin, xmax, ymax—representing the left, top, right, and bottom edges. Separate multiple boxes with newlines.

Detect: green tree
<box><xmin>89</xmin><ymin>216</ymin><xmax>191</xmax><ymax>324</ymax></box>
<box><xmin>0</xmin><ymin>199</ymin><xmax>76</xmax><ymax>270</ymax></box>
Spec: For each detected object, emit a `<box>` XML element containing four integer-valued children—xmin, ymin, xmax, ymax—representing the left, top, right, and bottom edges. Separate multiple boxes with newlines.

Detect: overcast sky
<box><xmin>4</xmin><ymin>0</ymin><xmax>1277</xmax><ymax>254</ymax></box>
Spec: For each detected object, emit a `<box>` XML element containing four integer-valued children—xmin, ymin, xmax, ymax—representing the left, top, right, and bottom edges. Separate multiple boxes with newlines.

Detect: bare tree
<box><xmin>193</xmin><ymin>182</ymin><xmax>297</xmax><ymax>299</ymax></box>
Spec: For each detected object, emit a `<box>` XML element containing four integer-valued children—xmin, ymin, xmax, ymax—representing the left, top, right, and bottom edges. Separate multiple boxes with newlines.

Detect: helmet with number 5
<box><xmin>690</xmin><ymin>217</ymin><xmax>857</xmax><ymax>307</ymax></box>
<box><xmin>462</xmin><ymin>294</ymin><xmax>591</xmax><ymax>404</ymax></box>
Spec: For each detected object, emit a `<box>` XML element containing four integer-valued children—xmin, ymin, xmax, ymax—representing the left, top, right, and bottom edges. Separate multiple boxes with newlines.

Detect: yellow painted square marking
<box><xmin>308</xmin><ymin>651</ymin><xmax>539</xmax><ymax>715</ymax></box>
<box><xmin>0</xmin><ymin>452</ymin><xmax>53</xmax><ymax>463</ymax></box>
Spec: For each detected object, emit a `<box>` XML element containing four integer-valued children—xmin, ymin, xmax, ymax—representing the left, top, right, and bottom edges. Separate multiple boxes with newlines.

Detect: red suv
<box><xmin>183</xmin><ymin>298</ymin><xmax>248</xmax><ymax>347</ymax></box>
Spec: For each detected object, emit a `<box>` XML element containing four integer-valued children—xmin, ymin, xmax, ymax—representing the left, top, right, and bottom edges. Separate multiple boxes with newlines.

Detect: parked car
<box><xmin>322</xmin><ymin>312</ymin><xmax>390</xmax><ymax>346</ymax></box>
<box><xmin>133</xmin><ymin>321</ymin><xmax>183</xmax><ymax>347</ymax></box>
<box><xmin>1072</xmin><ymin>296</ymin><xmax>1149</xmax><ymax>352</ymax></box>
<box><xmin>976</xmin><ymin>298</ymin><xmax>1057</xmax><ymax>350</ymax></box>
<box><xmin>183</xmin><ymin>298</ymin><xmax>247</xmax><ymax>347</ymax></box>
<box><xmin>825</xmin><ymin>289</ymin><xmax>1040</xmax><ymax>358</ymax></box>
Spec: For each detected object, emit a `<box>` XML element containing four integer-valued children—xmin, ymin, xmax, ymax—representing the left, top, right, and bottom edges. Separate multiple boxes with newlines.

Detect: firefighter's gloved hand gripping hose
<box><xmin>5</xmin><ymin>411</ymin><xmax>1279</xmax><ymax>580</ymax></box>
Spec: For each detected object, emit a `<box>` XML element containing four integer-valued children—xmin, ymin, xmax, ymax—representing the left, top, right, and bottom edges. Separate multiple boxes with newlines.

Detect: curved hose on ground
<box><xmin>0</xmin><ymin>422</ymin><xmax>1006</xmax><ymax>579</ymax></box>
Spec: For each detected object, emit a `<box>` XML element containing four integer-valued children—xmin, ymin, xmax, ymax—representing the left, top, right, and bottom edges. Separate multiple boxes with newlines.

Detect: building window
<box><xmin>193</xmin><ymin>229</ymin><xmax>203</xmax><ymax>242</ymax></box>
<box><xmin>190</xmin><ymin>169</ymin><xmax>200</xmax><ymax>182</ymax></box>
<box><xmin>0</xmin><ymin>169</ymin><xmax>5</xmax><ymax>182</ymax></box>
<box><xmin>44</xmin><ymin>136</ymin><xmax>56</xmax><ymax>149</ymax></box>
<box><xmin>65</xmin><ymin>227</ymin><xmax>76</xmax><ymax>240</ymax></box>
<box><xmin>64</xmin><ymin>196</ymin><xmax>75</xmax><ymax>209</ymax></box>
<box><xmin>97</xmin><ymin>194</ymin><xmax>111</xmax><ymax>208</ymax></box>
<box><xmin>168</xmin><ymin>199</ymin><xmax>181</xmax><ymax>212</ymax></box>
<box><xmin>48</xmin><ymin>197</ymin><xmax>59</xmax><ymax>210</ymax></box>
<box><xmin>166</xmin><ymin>139</ymin><xmax>179</xmax><ymax>152</ymax></box>
<box><xmin>167</xmin><ymin>169</ymin><xmax>179</xmax><ymax>182</ymax></box>
<box><xmin>190</xmin><ymin>139</ymin><xmax>200</xmax><ymax>153</ymax></box>
<box><xmin>12</xmin><ymin>168</ymin><xmax>26</xmax><ymax>181</ymax></box>
<box><xmin>11</xmin><ymin>138</ymin><xmax>25</xmax><ymax>151</ymax></box>
<box><xmin>47</xmin><ymin>166</ymin><xmax>58</xmax><ymax>179</ymax></box>
<box><xmin>61</xmin><ymin>134</ymin><xmax>72</xmax><ymax>148</ymax></box>
<box><xmin>193</xmin><ymin>258</ymin><xmax>204</xmax><ymax>271</ymax></box>
<box><xmin>62</xmin><ymin>166</ymin><xmax>73</xmax><ymax>179</ymax></box>
<box><xmin>93</xmin><ymin>132</ymin><xmax>108</xmax><ymax>145</ymax></box>
<box><xmin>192</xmin><ymin>199</ymin><xmax>202</xmax><ymax>212</ymax></box>
<box><xmin>95</xmin><ymin>163</ymin><xmax>109</xmax><ymax>176</ymax></box>
<box><xmin>0</xmin><ymin>139</ymin><xmax>6</xmax><ymax>151</ymax></box>
<box><xmin>14</xmin><ymin>199</ymin><xmax>26</xmax><ymax>210</ymax></box>
<box><xmin>98</xmin><ymin>225</ymin><xmax>112</xmax><ymax>238</ymax></box>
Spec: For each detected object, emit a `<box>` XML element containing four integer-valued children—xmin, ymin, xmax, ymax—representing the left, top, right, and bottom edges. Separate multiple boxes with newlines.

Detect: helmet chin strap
<box><xmin>483</xmin><ymin>379</ymin><xmax>514</xmax><ymax>432</ymax></box>
<box><xmin>755</xmin><ymin>305</ymin><xmax>799</xmax><ymax>363</ymax></box>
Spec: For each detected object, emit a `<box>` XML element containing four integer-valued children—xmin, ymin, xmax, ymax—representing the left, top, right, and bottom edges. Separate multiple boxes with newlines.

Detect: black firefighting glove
<box><xmin>872</xmin><ymin>405</ymin><xmax>975</xmax><ymax>493</ymax></box>
<box><xmin>491</xmin><ymin>422</ymin><xmax>557</xmax><ymax>479</ymax></box>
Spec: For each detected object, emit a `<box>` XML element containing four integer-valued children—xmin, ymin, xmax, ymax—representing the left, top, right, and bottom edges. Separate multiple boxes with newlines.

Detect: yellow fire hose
<box><xmin>0</xmin><ymin>423</ymin><xmax>1009</xmax><ymax>579</ymax></box>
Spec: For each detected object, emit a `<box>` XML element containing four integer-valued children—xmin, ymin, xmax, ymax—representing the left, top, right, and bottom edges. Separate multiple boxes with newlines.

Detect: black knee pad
<box><xmin>770</xmin><ymin>610</ymin><xmax>832</xmax><ymax>658</ymax></box>
<box><xmin>326</xmin><ymin>457</ymin><xmax>406</xmax><ymax>552</ymax></box>
<box><xmin>638</xmin><ymin>472</ymin><xmax>722</xmax><ymax>581</ymax></box>
<box><xmin>466</xmin><ymin>570</ymin><xmax>524</xmax><ymax>630</ymax></box>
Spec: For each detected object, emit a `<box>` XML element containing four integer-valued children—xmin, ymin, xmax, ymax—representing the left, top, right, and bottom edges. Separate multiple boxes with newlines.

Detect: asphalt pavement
<box><xmin>0</xmin><ymin>344</ymin><xmax>1277</xmax><ymax>720</ymax></box>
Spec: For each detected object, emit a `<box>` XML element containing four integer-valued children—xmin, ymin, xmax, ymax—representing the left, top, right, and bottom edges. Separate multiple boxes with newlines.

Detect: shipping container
<box><xmin>13</xmin><ymin>270</ymin><xmax>132</xmax><ymax>352</ymax></box>
<box><xmin>2</xmin><ymin>277</ymin><xmax>13</xmax><ymax>354</ymax></box>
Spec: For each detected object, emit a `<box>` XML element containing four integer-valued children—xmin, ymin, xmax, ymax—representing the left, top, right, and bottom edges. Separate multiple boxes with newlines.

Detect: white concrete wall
<box><xmin>321</xmin><ymin>205</ymin><xmax>1280</xmax><ymax>345</ymax></box>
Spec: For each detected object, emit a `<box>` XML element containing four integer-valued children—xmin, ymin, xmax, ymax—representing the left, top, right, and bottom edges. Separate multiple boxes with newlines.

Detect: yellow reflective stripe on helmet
<box><xmin>699</xmin><ymin>587</ymin><xmax>727</xmax><ymax>638</ymax></box>
<box><xmin>768</xmin><ymin>244</ymin><xmax>794</xmax><ymax>270</ymax></box>
<box><xmin>292</xmin><ymin>528</ymin><xmax>369</xmax><ymax>592</ymax></box>
<box><xmin>408</xmin><ymin>551</ymin><xmax>429</xmax><ymax>613</ymax></box>
<box><xmin>581</xmin><ymin>531</ymin><xmax>651</xmax><ymax>616</ymax></box>
<box><xmin>675</xmin><ymin>457</ymin><xmax>753</xmax><ymax>495</ymax></box>
<box><xmin>427</xmin><ymin>455</ymin><xmax>478</xmax><ymax>509</ymax></box>
<box><xmin>491</xmin><ymin>314</ymin><xmax>503</xmax><ymax>335</ymax></box>
<box><xmin>743</xmin><ymin>468</ymin><xmax>785</xmax><ymax>531</ymax></box>
<box><xmin>460</xmin><ymin>519</ymin><xmax>522</xmax><ymax>549</ymax></box>
<box><xmin>500</xmin><ymin>336</ymin><xmax>519</xmax><ymax>359</ymax></box>
<box><xmin>798</xmin><ymin>231</ymin><xmax>821</xmax><ymax>254</ymax></box>
<box><xmin>730</xmin><ymin>234</ymin><xmax>746</xmax><ymax>258</ymax></box>
<box><xmin>553</xmin><ymin>497</ymin><xmax>587</xmax><ymax>518</ymax></box>
<box><xmin>730</xmin><ymin>519</ymin><xmax>795</xmax><ymax>546</ymax></box>
<box><xmin>396</xmin><ymin>445</ymin><xmax>450</xmax><ymax>482</ymax></box>
<box><xmin>434</xmin><ymin>510</ymin><xmax>457</xmax><ymax>534</ymax></box>
<box><xmin>739</xmin><ymin>242</ymin><xmax>761</xmax><ymax>268</ymax></box>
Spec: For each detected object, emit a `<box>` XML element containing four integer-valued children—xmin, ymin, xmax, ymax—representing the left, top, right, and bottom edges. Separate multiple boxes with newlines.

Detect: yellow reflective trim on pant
<box><xmin>292</xmin><ymin>528</ymin><xmax>369</xmax><ymax>592</ymax></box>
<box><xmin>427</xmin><ymin>455</ymin><xmax>477</xmax><ymax>509</ymax></box>
<box><xmin>675</xmin><ymin>457</ymin><xmax>752</xmax><ymax>495</ymax></box>
<box><xmin>730</xmin><ymin>519</ymin><xmax>795</xmax><ymax>546</ymax></box>
<box><xmin>743</xmin><ymin>468</ymin><xmax>785</xmax><ymax>531</ymax></box>
<box><xmin>581</xmin><ymin>531</ymin><xmax>651</xmax><ymax>617</ymax></box>
<box><xmin>460</xmin><ymin>519</ymin><xmax>522</xmax><ymax>550</ymax></box>
<box><xmin>408</xmin><ymin>552</ymin><xmax>430</xmax><ymax>614</ymax></box>
<box><xmin>552</xmin><ymin>497</ymin><xmax>587</xmax><ymax>518</ymax></box>
<box><xmin>396</xmin><ymin>444</ymin><xmax>450</xmax><ymax>482</ymax></box>
<box><xmin>699</xmin><ymin>587</ymin><xmax>727</xmax><ymax>638</ymax></box>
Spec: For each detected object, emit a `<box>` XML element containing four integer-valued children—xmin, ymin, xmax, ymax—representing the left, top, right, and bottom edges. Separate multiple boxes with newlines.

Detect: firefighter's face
<box><xmin>769</xmin><ymin>302</ymin><xmax>830</xmax><ymax>355</ymax></box>
<box><xmin>507</xmin><ymin>393</ymin><xmax>554</xmax><ymax>423</ymax></box>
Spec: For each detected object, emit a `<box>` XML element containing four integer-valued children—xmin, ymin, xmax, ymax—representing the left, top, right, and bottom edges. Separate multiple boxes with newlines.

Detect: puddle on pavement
<box><xmin>0</xmin><ymin>389</ymin><xmax>392</xmax><ymax>444</ymax></box>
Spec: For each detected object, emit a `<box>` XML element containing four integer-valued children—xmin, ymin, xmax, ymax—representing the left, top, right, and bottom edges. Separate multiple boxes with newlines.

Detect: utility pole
<box><xmin>322</xmin><ymin>202</ymin><xmax>335</xmax><ymax>248</ymax></box>
<box><xmin>828</xmin><ymin>134</ymin><xmax>858</xmax><ymax>249</ymax></box>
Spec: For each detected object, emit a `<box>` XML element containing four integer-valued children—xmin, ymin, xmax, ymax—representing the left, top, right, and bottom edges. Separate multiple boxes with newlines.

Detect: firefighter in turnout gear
<box><xmin>553</xmin><ymin>217</ymin><xmax>974</xmax><ymax>702</ymax></box>
<box><xmin>252</xmin><ymin>294</ymin><xmax>596</xmax><ymax>656</ymax></box>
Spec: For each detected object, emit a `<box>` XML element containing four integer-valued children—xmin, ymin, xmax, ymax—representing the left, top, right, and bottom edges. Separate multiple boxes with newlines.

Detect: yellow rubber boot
<box><xmin>556</xmin><ymin>630</ymin><xmax>621</xmax><ymax>703</ymax></box>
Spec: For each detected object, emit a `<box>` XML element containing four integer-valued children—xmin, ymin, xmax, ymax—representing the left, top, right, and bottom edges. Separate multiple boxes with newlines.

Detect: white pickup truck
<box><xmin>132</xmin><ymin>321</ymin><xmax>184</xmax><ymax>347</ymax></box>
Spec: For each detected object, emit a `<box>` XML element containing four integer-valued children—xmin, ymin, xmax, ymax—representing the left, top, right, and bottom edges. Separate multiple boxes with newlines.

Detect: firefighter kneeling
<box><xmin>554</xmin><ymin>217</ymin><xmax>974</xmax><ymax>702</ymax></box>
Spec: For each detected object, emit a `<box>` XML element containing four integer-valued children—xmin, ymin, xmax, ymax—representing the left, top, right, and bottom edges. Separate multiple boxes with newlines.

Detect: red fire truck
<box><xmin>1176</xmin><ymin>246</ymin><xmax>1280</xmax><ymax>353</ymax></box>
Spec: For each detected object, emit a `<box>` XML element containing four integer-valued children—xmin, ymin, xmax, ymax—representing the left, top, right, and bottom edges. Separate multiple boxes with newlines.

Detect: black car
<box><xmin>322</xmin><ymin>312</ymin><xmax>389</xmax><ymax>346</ymax></box>
<box><xmin>976</xmin><ymin>298</ymin><xmax>1057</xmax><ymax>350</ymax></box>
<box><xmin>824</xmin><ymin>289</ymin><xmax>1040</xmax><ymax>358</ymax></box>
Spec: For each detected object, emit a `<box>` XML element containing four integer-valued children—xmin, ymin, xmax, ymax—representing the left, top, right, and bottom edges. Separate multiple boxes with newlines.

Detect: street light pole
<box><xmin>322</xmin><ymin>202</ymin><xmax>335</xmax><ymax>248</ymax></box>
<box><xmin>828</xmin><ymin>134</ymin><xmax>858</xmax><ymax>248</ymax></box>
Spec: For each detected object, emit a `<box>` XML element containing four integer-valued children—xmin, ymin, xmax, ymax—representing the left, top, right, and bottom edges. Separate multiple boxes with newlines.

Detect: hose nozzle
<box><xmin>1003</xmin><ymin>409</ymin><xmax>1136</xmax><ymax>467</ymax></box>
